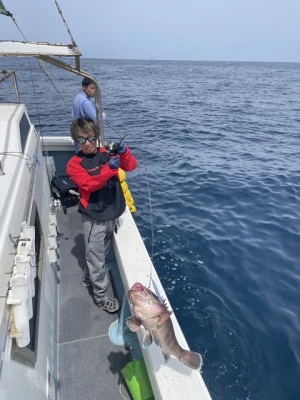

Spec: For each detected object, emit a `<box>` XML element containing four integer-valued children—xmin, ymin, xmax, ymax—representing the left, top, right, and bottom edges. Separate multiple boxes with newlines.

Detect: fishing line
<box><xmin>104</xmin><ymin>118</ymin><xmax>155</xmax><ymax>287</ymax></box>
<box><xmin>104</xmin><ymin>119</ymin><xmax>126</xmax><ymax>141</ymax></box>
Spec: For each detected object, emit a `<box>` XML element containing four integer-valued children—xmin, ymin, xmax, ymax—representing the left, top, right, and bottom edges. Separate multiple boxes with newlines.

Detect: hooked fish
<box><xmin>126</xmin><ymin>282</ymin><xmax>203</xmax><ymax>370</ymax></box>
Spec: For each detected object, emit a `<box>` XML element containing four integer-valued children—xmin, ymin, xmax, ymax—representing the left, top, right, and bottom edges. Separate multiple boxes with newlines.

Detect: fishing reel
<box><xmin>105</xmin><ymin>141</ymin><xmax>122</xmax><ymax>155</ymax></box>
<box><xmin>105</xmin><ymin>134</ymin><xmax>128</xmax><ymax>155</ymax></box>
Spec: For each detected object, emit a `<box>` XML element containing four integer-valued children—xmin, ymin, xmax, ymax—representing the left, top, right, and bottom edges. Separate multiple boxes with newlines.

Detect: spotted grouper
<box><xmin>126</xmin><ymin>282</ymin><xmax>203</xmax><ymax>370</ymax></box>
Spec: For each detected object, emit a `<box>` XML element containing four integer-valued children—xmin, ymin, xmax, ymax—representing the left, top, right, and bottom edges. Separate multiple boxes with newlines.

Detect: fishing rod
<box><xmin>103</xmin><ymin>118</ymin><xmax>161</xmax><ymax>299</ymax></box>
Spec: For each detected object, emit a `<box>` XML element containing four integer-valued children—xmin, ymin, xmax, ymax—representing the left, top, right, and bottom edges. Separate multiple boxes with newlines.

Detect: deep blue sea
<box><xmin>1</xmin><ymin>58</ymin><xmax>300</xmax><ymax>400</ymax></box>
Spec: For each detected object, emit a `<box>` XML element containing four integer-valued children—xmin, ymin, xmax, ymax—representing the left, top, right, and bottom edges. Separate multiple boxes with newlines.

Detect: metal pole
<box><xmin>36</xmin><ymin>55</ymin><xmax>105</xmax><ymax>143</ymax></box>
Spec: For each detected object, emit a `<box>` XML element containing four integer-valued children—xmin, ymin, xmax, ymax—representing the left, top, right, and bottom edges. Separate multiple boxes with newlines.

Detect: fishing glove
<box><xmin>114</xmin><ymin>142</ymin><xmax>126</xmax><ymax>154</ymax></box>
<box><xmin>108</xmin><ymin>156</ymin><xmax>121</xmax><ymax>169</ymax></box>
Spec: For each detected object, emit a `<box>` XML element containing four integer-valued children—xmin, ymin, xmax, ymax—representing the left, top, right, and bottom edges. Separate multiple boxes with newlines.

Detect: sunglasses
<box><xmin>76</xmin><ymin>136</ymin><xmax>97</xmax><ymax>145</ymax></box>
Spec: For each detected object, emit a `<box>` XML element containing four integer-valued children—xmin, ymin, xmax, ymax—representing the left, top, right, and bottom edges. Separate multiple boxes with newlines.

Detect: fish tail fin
<box><xmin>180</xmin><ymin>350</ymin><xmax>203</xmax><ymax>370</ymax></box>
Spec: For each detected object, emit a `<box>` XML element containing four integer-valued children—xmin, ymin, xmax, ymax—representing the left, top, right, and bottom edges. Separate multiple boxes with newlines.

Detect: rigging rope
<box><xmin>0</xmin><ymin>8</ymin><xmax>44</xmax><ymax>131</ymax></box>
<box><xmin>0</xmin><ymin>4</ymin><xmax>58</xmax><ymax>176</ymax></box>
<box><xmin>2</xmin><ymin>3</ymin><xmax>71</xmax><ymax>111</ymax></box>
<box><xmin>37</xmin><ymin>61</ymin><xmax>71</xmax><ymax>111</ymax></box>
<box><xmin>54</xmin><ymin>0</ymin><xmax>77</xmax><ymax>47</ymax></box>
<box><xmin>10</xmin><ymin>15</ymin><xmax>27</xmax><ymax>41</ymax></box>
<box><xmin>0</xmin><ymin>152</ymin><xmax>31</xmax><ymax>160</ymax></box>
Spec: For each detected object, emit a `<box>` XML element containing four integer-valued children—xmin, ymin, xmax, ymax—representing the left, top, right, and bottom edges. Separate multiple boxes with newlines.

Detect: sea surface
<box><xmin>1</xmin><ymin>58</ymin><xmax>300</xmax><ymax>400</ymax></box>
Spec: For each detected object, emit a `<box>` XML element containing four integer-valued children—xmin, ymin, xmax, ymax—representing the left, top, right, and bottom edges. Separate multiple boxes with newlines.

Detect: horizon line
<box><xmin>80</xmin><ymin>57</ymin><xmax>300</xmax><ymax>64</ymax></box>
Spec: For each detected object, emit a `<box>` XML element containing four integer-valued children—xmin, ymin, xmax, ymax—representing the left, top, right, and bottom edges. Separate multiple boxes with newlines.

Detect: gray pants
<box><xmin>82</xmin><ymin>214</ymin><xmax>115</xmax><ymax>304</ymax></box>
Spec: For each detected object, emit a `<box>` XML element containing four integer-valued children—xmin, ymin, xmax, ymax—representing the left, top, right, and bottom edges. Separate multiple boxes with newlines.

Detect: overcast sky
<box><xmin>1</xmin><ymin>0</ymin><xmax>300</xmax><ymax>62</ymax></box>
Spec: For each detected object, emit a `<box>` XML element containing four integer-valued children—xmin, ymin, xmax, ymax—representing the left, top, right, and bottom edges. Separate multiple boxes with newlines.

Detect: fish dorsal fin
<box><xmin>157</xmin><ymin>311</ymin><xmax>172</xmax><ymax>328</ymax></box>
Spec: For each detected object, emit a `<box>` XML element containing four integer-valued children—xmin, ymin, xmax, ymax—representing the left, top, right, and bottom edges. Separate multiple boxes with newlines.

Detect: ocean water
<box><xmin>1</xmin><ymin>58</ymin><xmax>300</xmax><ymax>400</ymax></box>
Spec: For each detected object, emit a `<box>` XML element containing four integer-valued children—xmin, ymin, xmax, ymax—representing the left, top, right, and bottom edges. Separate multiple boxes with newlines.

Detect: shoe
<box><xmin>81</xmin><ymin>278</ymin><xmax>92</xmax><ymax>287</ymax></box>
<box><xmin>98</xmin><ymin>297</ymin><xmax>120</xmax><ymax>313</ymax></box>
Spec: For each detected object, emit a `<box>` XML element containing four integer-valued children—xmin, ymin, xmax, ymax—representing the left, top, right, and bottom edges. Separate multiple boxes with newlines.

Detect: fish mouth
<box><xmin>130</xmin><ymin>282</ymin><xmax>144</xmax><ymax>292</ymax></box>
<box><xmin>128</xmin><ymin>282</ymin><xmax>145</xmax><ymax>302</ymax></box>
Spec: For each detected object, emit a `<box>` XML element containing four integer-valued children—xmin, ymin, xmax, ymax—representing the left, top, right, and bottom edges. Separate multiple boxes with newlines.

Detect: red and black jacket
<box><xmin>66</xmin><ymin>146</ymin><xmax>137</xmax><ymax>221</ymax></box>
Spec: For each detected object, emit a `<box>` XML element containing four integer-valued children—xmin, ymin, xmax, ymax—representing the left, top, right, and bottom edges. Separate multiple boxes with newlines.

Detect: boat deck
<box><xmin>57</xmin><ymin>206</ymin><xmax>132</xmax><ymax>400</ymax></box>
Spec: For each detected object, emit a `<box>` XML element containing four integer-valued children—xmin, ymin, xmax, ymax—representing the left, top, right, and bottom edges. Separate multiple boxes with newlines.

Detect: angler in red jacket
<box><xmin>67</xmin><ymin>118</ymin><xmax>137</xmax><ymax>313</ymax></box>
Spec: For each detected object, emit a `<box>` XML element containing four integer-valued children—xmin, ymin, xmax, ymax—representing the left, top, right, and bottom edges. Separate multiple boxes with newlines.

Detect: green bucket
<box><xmin>121</xmin><ymin>358</ymin><xmax>155</xmax><ymax>400</ymax></box>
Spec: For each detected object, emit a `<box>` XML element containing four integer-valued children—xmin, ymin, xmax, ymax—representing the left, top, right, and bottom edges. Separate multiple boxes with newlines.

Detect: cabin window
<box><xmin>10</xmin><ymin>201</ymin><xmax>43</xmax><ymax>366</ymax></box>
<box><xmin>19</xmin><ymin>113</ymin><xmax>31</xmax><ymax>153</ymax></box>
